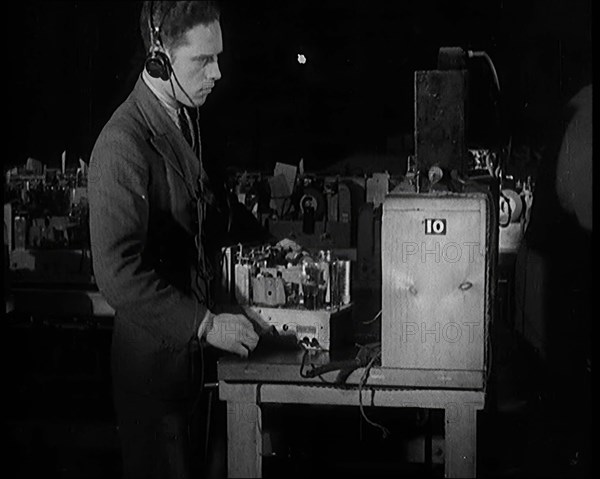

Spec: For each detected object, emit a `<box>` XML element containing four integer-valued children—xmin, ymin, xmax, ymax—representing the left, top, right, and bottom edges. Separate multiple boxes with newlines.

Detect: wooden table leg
<box><xmin>221</xmin><ymin>383</ymin><xmax>262</xmax><ymax>478</ymax></box>
<box><xmin>444</xmin><ymin>401</ymin><xmax>478</xmax><ymax>478</ymax></box>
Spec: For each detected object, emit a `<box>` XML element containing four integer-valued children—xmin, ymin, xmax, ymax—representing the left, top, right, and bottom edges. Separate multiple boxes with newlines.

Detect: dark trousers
<box><xmin>113</xmin><ymin>387</ymin><xmax>226</xmax><ymax>479</ymax></box>
<box><xmin>114</xmin><ymin>387</ymin><xmax>197</xmax><ymax>479</ymax></box>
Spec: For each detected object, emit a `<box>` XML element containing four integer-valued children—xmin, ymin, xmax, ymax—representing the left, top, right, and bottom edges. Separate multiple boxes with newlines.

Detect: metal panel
<box><xmin>414</xmin><ymin>70</ymin><xmax>468</xmax><ymax>174</ymax></box>
<box><xmin>245</xmin><ymin>305</ymin><xmax>352</xmax><ymax>350</ymax></box>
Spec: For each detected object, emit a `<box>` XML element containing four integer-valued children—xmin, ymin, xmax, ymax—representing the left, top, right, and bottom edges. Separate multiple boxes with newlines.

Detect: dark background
<box><xmin>7</xmin><ymin>0</ymin><xmax>592</xmax><ymax>176</ymax></box>
<box><xmin>4</xmin><ymin>2</ymin><xmax>592</xmax><ymax>477</ymax></box>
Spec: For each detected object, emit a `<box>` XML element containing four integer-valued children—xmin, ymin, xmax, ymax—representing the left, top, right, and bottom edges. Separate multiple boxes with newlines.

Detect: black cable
<box><xmin>316</xmin><ymin>373</ymin><xmax>334</xmax><ymax>384</ymax></box>
<box><xmin>303</xmin><ymin>359</ymin><xmax>361</xmax><ymax>378</ymax></box>
<box><xmin>468</xmin><ymin>50</ymin><xmax>500</xmax><ymax>92</ymax></box>
<box><xmin>362</xmin><ymin>309</ymin><xmax>381</xmax><ymax>325</ymax></box>
<box><xmin>357</xmin><ymin>350</ymin><xmax>390</xmax><ymax>438</ymax></box>
<box><xmin>466</xmin><ymin>49</ymin><xmax>511</xmax><ymax>155</ymax></box>
<box><xmin>299</xmin><ymin>349</ymin><xmax>311</xmax><ymax>378</ymax></box>
<box><xmin>171</xmin><ymin>69</ymin><xmax>197</xmax><ymax>110</ymax></box>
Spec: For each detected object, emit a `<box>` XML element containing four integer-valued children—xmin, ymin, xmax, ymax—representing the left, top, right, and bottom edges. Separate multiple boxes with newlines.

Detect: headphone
<box><xmin>145</xmin><ymin>2</ymin><xmax>172</xmax><ymax>81</ymax></box>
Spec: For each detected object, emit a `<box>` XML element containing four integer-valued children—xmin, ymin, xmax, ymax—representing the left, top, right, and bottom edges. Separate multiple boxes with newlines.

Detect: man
<box><xmin>88</xmin><ymin>2</ymin><xmax>265</xmax><ymax>477</ymax></box>
<box><xmin>555</xmin><ymin>83</ymin><xmax>592</xmax><ymax>232</ymax></box>
<box><xmin>515</xmin><ymin>82</ymin><xmax>591</xmax><ymax>473</ymax></box>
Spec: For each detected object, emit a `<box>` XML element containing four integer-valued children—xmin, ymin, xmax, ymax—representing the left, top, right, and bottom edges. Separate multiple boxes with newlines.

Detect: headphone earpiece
<box><xmin>145</xmin><ymin>47</ymin><xmax>171</xmax><ymax>81</ymax></box>
<box><xmin>145</xmin><ymin>6</ymin><xmax>171</xmax><ymax>81</ymax></box>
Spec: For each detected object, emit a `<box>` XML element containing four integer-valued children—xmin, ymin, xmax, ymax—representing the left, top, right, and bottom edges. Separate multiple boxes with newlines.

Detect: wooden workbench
<box><xmin>7</xmin><ymin>284</ymin><xmax>115</xmax><ymax>318</ymax></box>
<box><xmin>218</xmin><ymin>349</ymin><xmax>485</xmax><ymax>478</ymax></box>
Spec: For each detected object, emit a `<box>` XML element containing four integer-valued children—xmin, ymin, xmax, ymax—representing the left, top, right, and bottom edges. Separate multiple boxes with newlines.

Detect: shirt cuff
<box><xmin>197</xmin><ymin>309</ymin><xmax>215</xmax><ymax>340</ymax></box>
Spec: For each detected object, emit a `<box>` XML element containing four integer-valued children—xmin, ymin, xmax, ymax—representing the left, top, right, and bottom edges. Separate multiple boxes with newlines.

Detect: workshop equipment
<box><xmin>5</xmin><ymin>158</ymin><xmax>93</xmax><ymax>284</ymax></box>
<box><xmin>244</xmin><ymin>304</ymin><xmax>352</xmax><ymax>351</ymax></box>
<box><xmin>222</xmin><ymin>243</ymin><xmax>354</xmax><ymax>350</ymax></box>
<box><xmin>415</xmin><ymin>68</ymin><xmax>468</xmax><ymax>180</ymax></box>
<box><xmin>381</xmin><ymin>192</ymin><xmax>496</xmax><ymax>388</ymax></box>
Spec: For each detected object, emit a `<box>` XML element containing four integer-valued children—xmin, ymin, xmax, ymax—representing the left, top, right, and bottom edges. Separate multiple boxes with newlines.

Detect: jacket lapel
<box><xmin>149</xmin><ymin>134</ymin><xmax>199</xmax><ymax>199</ymax></box>
<box><xmin>130</xmin><ymin>76</ymin><xmax>200</xmax><ymax>200</ymax></box>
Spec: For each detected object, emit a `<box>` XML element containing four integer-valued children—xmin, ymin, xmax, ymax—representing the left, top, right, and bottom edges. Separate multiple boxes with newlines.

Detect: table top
<box><xmin>218</xmin><ymin>340</ymin><xmax>486</xmax><ymax>390</ymax></box>
<box><xmin>8</xmin><ymin>285</ymin><xmax>115</xmax><ymax>317</ymax></box>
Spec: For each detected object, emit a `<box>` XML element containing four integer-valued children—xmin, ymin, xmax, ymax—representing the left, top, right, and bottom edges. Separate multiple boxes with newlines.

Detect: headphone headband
<box><xmin>145</xmin><ymin>1</ymin><xmax>172</xmax><ymax>81</ymax></box>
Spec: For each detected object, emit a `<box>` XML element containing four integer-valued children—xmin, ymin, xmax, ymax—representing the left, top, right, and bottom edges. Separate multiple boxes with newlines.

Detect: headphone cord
<box><xmin>149</xmin><ymin>1</ymin><xmax>214</xmax><ymax>457</ymax></box>
<box><xmin>170</xmin><ymin>70</ymin><xmax>199</xmax><ymax>110</ymax></box>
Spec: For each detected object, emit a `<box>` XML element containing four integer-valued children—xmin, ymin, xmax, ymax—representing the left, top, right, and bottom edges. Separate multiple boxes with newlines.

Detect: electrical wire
<box><xmin>162</xmin><ymin>32</ymin><xmax>213</xmax><ymax>441</ymax></box>
<box><xmin>468</xmin><ymin>50</ymin><xmax>501</xmax><ymax>92</ymax></box>
<box><xmin>171</xmin><ymin>70</ymin><xmax>198</xmax><ymax>110</ymax></box>
<box><xmin>301</xmin><ymin>344</ymin><xmax>389</xmax><ymax>436</ymax></box>
<box><xmin>362</xmin><ymin>309</ymin><xmax>381</xmax><ymax>325</ymax></box>
<box><xmin>177</xmin><ymin>80</ymin><xmax>216</xmax><ymax>311</ymax></box>
<box><xmin>357</xmin><ymin>349</ymin><xmax>390</xmax><ymax>439</ymax></box>
<box><xmin>467</xmin><ymin>49</ymin><xmax>510</xmax><ymax>158</ymax></box>
<box><xmin>316</xmin><ymin>372</ymin><xmax>334</xmax><ymax>384</ymax></box>
<box><xmin>299</xmin><ymin>348</ymin><xmax>312</xmax><ymax>378</ymax></box>
<box><xmin>298</xmin><ymin>347</ymin><xmax>335</xmax><ymax>383</ymax></box>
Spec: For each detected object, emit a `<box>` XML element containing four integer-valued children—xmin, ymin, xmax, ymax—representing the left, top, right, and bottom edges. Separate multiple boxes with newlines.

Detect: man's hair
<box><xmin>140</xmin><ymin>1</ymin><xmax>221</xmax><ymax>54</ymax></box>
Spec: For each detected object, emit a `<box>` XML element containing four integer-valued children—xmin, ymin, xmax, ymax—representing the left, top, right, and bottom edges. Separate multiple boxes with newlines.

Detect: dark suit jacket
<box><xmin>89</xmin><ymin>76</ymin><xmax>215</xmax><ymax>399</ymax></box>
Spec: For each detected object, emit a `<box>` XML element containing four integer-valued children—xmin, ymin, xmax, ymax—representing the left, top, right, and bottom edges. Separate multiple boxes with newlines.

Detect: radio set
<box><xmin>221</xmin><ymin>242</ymin><xmax>353</xmax><ymax>350</ymax></box>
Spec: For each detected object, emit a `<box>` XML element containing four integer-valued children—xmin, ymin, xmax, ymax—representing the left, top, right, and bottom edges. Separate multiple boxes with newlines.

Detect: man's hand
<box><xmin>241</xmin><ymin>306</ymin><xmax>273</xmax><ymax>335</ymax></box>
<box><xmin>204</xmin><ymin>313</ymin><xmax>259</xmax><ymax>358</ymax></box>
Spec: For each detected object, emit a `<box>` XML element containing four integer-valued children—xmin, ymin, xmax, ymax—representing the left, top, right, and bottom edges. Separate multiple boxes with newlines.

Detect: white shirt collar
<box><xmin>141</xmin><ymin>69</ymin><xmax>180</xmax><ymax>127</ymax></box>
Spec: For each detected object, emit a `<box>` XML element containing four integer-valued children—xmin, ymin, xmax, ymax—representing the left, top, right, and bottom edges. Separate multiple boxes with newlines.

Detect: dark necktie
<box><xmin>177</xmin><ymin>107</ymin><xmax>196</xmax><ymax>155</ymax></box>
<box><xmin>179</xmin><ymin>107</ymin><xmax>213</xmax><ymax>303</ymax></box>
<box><xmin>178</xmin><ymin>107</ymin><xmax>215</xmax><ymax>208</ymax></box>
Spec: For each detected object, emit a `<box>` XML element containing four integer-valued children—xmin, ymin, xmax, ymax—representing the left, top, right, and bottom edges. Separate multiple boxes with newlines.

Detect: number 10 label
<box><xmin>425</xmin><ymin>218</ymin><xmax>447</xmax><ymax>235</ymax></box>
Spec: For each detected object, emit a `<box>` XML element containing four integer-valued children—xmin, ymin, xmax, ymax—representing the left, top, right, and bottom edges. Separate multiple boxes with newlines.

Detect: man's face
<box><xmin>169</xmin><ymin>20</ymin><xmax>222</xmax><ymax>107</ymax></box>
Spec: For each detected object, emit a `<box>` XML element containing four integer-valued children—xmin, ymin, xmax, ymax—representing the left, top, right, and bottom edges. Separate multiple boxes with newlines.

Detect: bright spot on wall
<box><xmin>297</xmin><ymin>53</ymin><xmax>307</xmax><ymax>65</ymax></box>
